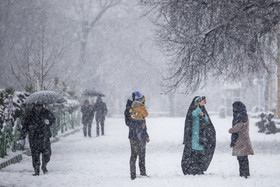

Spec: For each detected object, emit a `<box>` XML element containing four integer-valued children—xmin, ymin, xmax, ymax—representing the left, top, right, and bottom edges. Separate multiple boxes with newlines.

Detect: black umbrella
<box><xmin>83</xmin><ymin>90</ymin><xmax>105</xmax><ymax>97</ymax></box>
<box><xmin>24</xmin><ymin>90</ymin><xmax>67</xmax><ymax>105</ymax></box>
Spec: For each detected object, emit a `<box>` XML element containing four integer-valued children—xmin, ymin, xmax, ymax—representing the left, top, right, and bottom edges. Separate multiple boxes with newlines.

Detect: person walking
<box><xmin>228</xmin><ymin>101</ymin><xmax>254</xmax><ymax>178</ymax></box>
<box><xmin>182</xmin><ymin>96</ymin><xmax>208</xmax><ymax>175</ymax></box>
<box><xmin>125</xmin><ymin>91</ymin><xmax>150</xmax><ymax>180</ymax></box>
<box><xmin>19</xmin><ymin>104</ymin><xmax>55</xmax><ymax>176</ymax></box>
<box><xmin>81</xmin><ymin>99</ymin><xmax>95</xmax><ymax>137</ymax></box>
<box><xmin>94</xmin><ymin>96</ymin><xmax>107</xmax><ymax>136</ymax></box>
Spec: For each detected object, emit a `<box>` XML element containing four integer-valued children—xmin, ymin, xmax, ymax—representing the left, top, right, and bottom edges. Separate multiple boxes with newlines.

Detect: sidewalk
<box><xmin>0</xmin><ymin>127</ymin><xmax>81</xmax><ymax>170</ymax></box>
<box><xmin>0</xmin><ymin>117</ymin><xmax>280</xmax><ymax>187</ymax></box>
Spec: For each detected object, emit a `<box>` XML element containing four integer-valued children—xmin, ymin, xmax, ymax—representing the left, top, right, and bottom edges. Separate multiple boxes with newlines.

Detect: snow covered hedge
<box><xmin>0</xmin><ymin>88</ymin><xmax>29</xmax><ymax>130</ymax></box>
<box><xmin>0</xmin><ymin>88</ymin><xmax>81</xmax><ymax>130</ymax></box>
<box><xmin>0</xmin><ymin>88</ymin><xmax>81</xmax><ymax>158</ymax></box>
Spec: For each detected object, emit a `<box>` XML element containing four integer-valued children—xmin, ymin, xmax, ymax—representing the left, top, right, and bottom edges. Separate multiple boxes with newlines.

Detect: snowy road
<box><xmin>1</xmin><ymin>116</ymin><xmax>280</xmax><ymax>187</ymax></box>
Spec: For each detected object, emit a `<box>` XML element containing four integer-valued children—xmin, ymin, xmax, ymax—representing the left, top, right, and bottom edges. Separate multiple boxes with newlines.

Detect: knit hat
<box><xmin>134</xmin><ymin>91</ymin><xmax>145</xmax><ymax>103</ymax></box>
<box><xmin>96</xmin><ymin>96</ymin><xmax>102</xmax><ymax>102</ymax></box>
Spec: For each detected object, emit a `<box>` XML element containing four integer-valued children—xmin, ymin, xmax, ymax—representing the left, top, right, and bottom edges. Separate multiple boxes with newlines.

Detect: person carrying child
<box><xmin>125</xmin><ymin>91</ymin><xmax>150</xmax><ymax>180</ymax></box>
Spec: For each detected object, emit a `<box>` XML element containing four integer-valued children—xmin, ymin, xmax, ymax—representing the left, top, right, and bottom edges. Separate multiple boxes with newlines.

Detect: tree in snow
<box><xmin>10</xmin><ymin>9</ymin><xmax>69</xmax><ymax>92</ymax></box>
<box><xmin>75</xmin><ymin>0</ymin><xmax>120</xmax><ymax>66</ymax></box>
<box><xmin>139</xmin><ymin>0</ymin><xmax>280</xmax><ymax>93</ymax></box>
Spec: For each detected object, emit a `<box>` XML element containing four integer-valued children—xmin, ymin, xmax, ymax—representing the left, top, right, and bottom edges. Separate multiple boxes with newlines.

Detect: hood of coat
<box><xmin>126</xmin><ymin>99</ymin><xmax>133</xmax><ymax>108</ymax></box>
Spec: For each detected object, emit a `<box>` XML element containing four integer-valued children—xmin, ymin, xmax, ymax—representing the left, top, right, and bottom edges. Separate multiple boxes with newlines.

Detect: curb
<box><xmin>0</xmin><ymin>154</ymin><xmax>22</xmax><ymax>170</ymax></box>
<box><xmin>0</xmin><ymin>127</ymin><xmax>82</xmax><ymax>170</ymax></box>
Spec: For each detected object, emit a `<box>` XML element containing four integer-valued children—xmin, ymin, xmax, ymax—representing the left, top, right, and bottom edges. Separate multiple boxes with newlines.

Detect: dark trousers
<box><xmin>237</xmin><ymin>156</ymin><xmax>250</xmax><ymax>177</ymax></box>
<box><xmin>83</xmin><ymin>122</ymin><xmax>92</xmax><ymax>137</ymax></box>
<box><xmin>30</xmin><ymin>139</ymin><xmax>51</xmax><ymax>173</ymax></box>
<box><xmin>129</xmin><ymin>138</ymin><xmax>146</xmax><ymax>177</ymax></box>
<box><xmin>96</xmin><ymin>118</ymin><xmax>105</xmax><ymax>136</ymax></box>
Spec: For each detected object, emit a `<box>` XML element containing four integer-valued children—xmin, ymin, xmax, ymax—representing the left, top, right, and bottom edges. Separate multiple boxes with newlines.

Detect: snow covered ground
<box><xmin>1</xmin><ymin>116</ymin><xmax>280</xmax><ymax>187</ymax></box>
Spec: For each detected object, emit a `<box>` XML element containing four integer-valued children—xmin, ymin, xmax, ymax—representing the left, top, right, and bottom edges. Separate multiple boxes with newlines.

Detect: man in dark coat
<box><xmin>81</xmin><ymin>99</ymin><xmax>95</xmax><ymax>137</ymax></box>
<box><xmin>124</xmin><ymin>91</ymin><xmax>150</xmax><ymax>180</ymax></box>
<box><xmin>19</xmin><ymin>104</ymin><xmax>55</xmax><ymax>176</ymax></box>
<box><xmin>93</xmin><ymin>97</ymin><xmax>107</xmax><ymax>136</ymax></box>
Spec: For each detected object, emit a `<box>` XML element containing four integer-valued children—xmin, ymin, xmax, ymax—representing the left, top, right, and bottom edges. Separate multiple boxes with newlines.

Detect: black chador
<box><xmin>181</xmin><ymin>96</ymin><xmax>216</xmax><ymax>175</ymax></box>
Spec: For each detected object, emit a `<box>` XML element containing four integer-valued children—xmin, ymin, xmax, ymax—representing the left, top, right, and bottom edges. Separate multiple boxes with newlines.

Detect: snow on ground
<box><xmin>0</xmin><ymin>116</ymin><xmax>280</xmax><ymax>187</ymax></box>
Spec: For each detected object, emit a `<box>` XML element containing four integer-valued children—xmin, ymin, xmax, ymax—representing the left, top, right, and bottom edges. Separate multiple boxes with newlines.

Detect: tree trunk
<box><xmin>79</xmin><ymin>40</ymin><xmax>87</xmax><ymax>65</ymax></box>
<box><xmin>277</xmin><ymin>24</ymin><xmax>280</xmax><ymax>118</ymax></box>
<box><xmin>277</xmin><ymin>61</ymin><xmax>280</xmax><ymax>118</ymax></box>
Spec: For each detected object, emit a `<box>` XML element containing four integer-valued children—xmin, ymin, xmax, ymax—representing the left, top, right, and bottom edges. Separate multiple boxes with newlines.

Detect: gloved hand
<box><xmin>44</xmin><ymin>119</ymin><xmax>50</xmax><ymax>125</ymax></box>
<box><xmin>18</xmin><ymin>139</ymin><xmax>24</xmax><ymax>145</ymax></box>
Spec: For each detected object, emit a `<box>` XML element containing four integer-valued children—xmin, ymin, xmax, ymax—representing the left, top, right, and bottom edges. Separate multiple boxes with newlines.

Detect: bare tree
<box><xmin>75</xmin><ymin>0</ymin><xmax>120</xmax><ymax>65</ymax></box>
<box><xmin>0</xmin><ymin>0</ymin><xmax>30</xmax><ymax>88</ymax></box>
<box><xmin>10</xmin><ymin>12</ymin><xmax>70</xmax><ymax>92</ymax></box>
<box><xmin>140</xmin><ymin>0</ymin><xmax>280</xmax><ymax>93</ymax></box>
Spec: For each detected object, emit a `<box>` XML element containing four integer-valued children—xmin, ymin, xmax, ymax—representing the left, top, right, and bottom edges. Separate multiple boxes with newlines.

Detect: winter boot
<box><xmin>131</xmin><ymin>174</ymin><xmax>136</xmax><ymax>180</ymax></box>
<box><xmin>140</xmin><ymin>172</ymin><xmax>147</xmax><ymax>176</ymax></box>
<box><xmin>33</xmin><ymin>165</ymin><xmax>40</xmax><ymax>176</ymax></box>
<box><xmin>140</xmin><ymin>173</ymin><xmax>150</xmax><ymax>178</ymax></box>
<box><xmin>41</xmin><ymin>164</ymin><xmax>48</xmax><ymax>174</ymax></box>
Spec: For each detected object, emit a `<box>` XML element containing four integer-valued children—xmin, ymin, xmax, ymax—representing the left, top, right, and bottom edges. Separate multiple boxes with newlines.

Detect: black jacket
<box><xmin>94</xmin><ymin>101</ymin><xmax>107</xmax><ymax>120</ymax></box>
<box><xmin>124</xmin><ymin>99</ymin><xmax>133</xmax><ymax>126</ymax></box>
<box><xmin>20</xmin><ymin>107</ymin><xmax>55</xmax><ymax>146</ymax></box>
<box><xmin>124</xmin><ymin>99</ymin><xmax>149</xmax><ymax>140</ymax></box>
<box><xmin>81</xmin><ymin>105</ymin><xmax>94</xmax><ymax>124</ymax></box>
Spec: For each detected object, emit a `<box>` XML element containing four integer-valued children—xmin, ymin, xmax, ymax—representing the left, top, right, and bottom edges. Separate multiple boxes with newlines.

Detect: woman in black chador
<box><xmin>181</xmin><ymin>96</ymin><xmax>216</xmax><ymax>175</ymax></box>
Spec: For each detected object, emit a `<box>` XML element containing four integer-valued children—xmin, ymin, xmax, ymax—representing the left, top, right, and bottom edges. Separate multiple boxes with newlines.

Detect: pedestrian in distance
<box><xmin>228</xmin><ymin>101</ymin><xmax>254</xmax><ymax>179</ymax></box>
<box><xmin>19</xmin><ymin>104</ymin><xmax>55</xmax><ymax>176</ymax></box>
<box><xmin>124</xmin><ymin>91</ymin><xmax>150</xmax><ymax>180</ymax></box>
<box><xmin>81</xmin><ymin>99</ymin><xmax>95</xmax><ymax>137</ymax></box>
<box><xmin>93</xmin><ymin>96</ymin><xmax>107</xmax><ymax>136</ymax></box>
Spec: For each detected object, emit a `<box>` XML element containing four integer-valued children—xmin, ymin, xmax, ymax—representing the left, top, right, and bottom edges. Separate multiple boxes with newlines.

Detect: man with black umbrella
<box><xmin>19</xmin><ymin>104</ymin><xmax>55</xmax><ymax>176</ymax></box>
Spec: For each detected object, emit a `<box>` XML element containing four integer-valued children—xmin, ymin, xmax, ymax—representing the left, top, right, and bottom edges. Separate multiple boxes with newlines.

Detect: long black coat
<box><xmin>182</xmin><ymin>97</ymin><xmax>200</xmax><ymax>175</ymax></box>
<box><xmin>81</xmin><ymin>105</ymin><xmax>94</xmax><ymax>124</ymax></box>
<box><xmin>181</xmin><ymin>97</ymin><xmax>216</xmax><ymax>174</ymax></box>
<box><xmin>94</xmin><ymin>101</ymin><xmax>107</xmax><ymax>120</ymax></box>
<box><xmin>199</xmin><ymin>105</ymin><xmax>216</xmax><ymax>171</ymax></box>
<box><xmin>20</xmin><ymin>107</ymin><xmax>55</xmax><ymax>150</ymax></box>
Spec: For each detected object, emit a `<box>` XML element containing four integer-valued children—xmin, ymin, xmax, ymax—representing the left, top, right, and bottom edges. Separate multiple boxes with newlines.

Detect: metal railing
<box><xmin>0</xmin><ymin>108</ymin><xmax>81</xmax><ymax>158</ymax></box>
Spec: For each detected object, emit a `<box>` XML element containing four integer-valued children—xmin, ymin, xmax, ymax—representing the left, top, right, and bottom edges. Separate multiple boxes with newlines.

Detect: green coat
<box><xmin>191</xmin><ymin>106</ymin><xmax>204</xmax><ymax>150</ymax></box>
